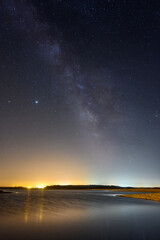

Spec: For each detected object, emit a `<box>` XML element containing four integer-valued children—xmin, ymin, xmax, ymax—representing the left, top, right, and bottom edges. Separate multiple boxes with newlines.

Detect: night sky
<box><xmin>0</xmin><ymin>0</ymin><xmax>160</xmax><ymax>187</ymax></box>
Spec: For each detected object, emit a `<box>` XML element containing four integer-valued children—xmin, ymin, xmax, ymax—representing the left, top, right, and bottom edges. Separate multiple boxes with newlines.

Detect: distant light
<box><xmin>35</xmin><ymin>100</ymin><xmax>39</xmax><ymax>104</ymax></box>
<box><xmin>36</xmin><ymin>185</ymin><xmax>46</xmax><ymax>189</ymax></box>
<box><xmin>59</xmin><ymin>183</ymin><xmax>70</xmax><ymax>186</ymax></box>
<box><xmin>27</xmin><ymin>186</ymin><xmax>31</xmax><ymax>189</ymax></box>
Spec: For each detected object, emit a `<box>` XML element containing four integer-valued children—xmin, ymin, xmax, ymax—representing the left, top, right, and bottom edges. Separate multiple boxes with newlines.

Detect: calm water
<box><xmin>0</xmin><ymin>190</ymin><xmax>160</xmax><ymax>240</ymax></box>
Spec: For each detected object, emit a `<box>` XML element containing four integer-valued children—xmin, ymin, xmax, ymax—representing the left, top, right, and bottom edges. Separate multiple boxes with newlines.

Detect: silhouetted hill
<box><xmin>45</xmin><ymin>185</ymin><xmax>127</xmax><ymax>190</ymax></box>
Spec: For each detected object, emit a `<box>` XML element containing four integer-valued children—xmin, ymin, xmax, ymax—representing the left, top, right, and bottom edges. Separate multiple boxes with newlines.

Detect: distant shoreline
<box><xmin>0</xmin><ymin>190</ymin><xmax>12</xmax><ymax>194</ymax></box>
<box><xmin>1</xmin><ymin>185</ymin><xmax>160</xmax><ymax>191</ymax></box>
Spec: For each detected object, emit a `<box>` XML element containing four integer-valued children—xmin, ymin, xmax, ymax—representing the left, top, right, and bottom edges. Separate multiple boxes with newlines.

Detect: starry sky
<box><xmin>0</xmin><ymin>0</ymin><xmax>160</xmax><ymax>187</ymax></box>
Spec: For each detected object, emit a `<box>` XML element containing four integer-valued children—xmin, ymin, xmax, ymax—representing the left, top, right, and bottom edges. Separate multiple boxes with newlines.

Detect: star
<box><xmin>35</xmin><ymin>100</ymin><xmax>39</xmax><ymax>104</ymax></box>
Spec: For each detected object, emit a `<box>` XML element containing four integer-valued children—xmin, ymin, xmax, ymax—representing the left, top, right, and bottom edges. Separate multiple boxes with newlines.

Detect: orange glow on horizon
<box><xmin>0</xmin><ymin>150</ymin><xmax>88</xmax><ymax>188</ymax></box>
<box><xmin>58</xmin><ymin>182</ymin><xmax>71</xmax><ymax>186</ymax></box>
<box><xmin>0</xmin><ymin>180</ymin><xmax>88</xmax><ymax>188</ymax></box>
<box><xmin>36</xmin><ymin>185</ymin><xmax>46</xmax><ymax>189</ymax></box>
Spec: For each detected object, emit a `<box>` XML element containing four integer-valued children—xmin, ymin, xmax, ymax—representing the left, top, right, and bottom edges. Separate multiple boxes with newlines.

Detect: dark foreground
<box><xmin>0</xmin><ymin>190</ymin><xmax>160</xmax><ymax>240</ymax></box>
<box><xmin>0</xmin><ymin>190</ymin><xmax>12</xmax><ymax>194</ymax></box>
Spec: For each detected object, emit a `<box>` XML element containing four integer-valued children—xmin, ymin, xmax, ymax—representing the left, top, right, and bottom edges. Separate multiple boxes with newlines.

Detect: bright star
<box><xmin>35</xmin><ymin>100</ymin><xmax>39</xmax><ymax>104</ymax></box>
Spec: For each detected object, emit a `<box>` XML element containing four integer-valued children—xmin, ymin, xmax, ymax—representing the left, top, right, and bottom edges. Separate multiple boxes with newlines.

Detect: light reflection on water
<box><xmin>0</xmin><ymin>190</ymin><xmax>160</xmax><ymax>240</ymax></box>
<box><xmin>24</xmin><ymin>190</ymin><xmax>44</xmax><ymax>223</ymax></box>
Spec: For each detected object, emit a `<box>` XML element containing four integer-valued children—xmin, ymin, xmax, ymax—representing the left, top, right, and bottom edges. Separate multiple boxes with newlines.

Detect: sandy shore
<box><xmin>121</xmin><ymin>192</ymin><xmax>160</xmax><ymax>202</ymax></box>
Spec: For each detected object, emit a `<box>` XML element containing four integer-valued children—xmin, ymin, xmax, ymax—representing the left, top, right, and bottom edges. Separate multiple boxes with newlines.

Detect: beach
<box><xmin>121</xmin><ymin>192</ymin><xmax>160</xmax><ymax>202</ymax></box>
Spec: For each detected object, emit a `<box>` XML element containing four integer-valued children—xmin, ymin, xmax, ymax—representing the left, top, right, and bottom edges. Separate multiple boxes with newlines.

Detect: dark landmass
<box><xmin>44</xmin><ymin>185</ymin><xmax>160</xmax><ymax>191</ymax></box>
<box><xmin>0</xmin><ymin>185</ymin><xmax>160</xmax><ymax>191</ymax></box>
<box><xmin>45</xmin><ymin>185</ymin><xmax>127</xmax><ymax>190</ymax></box>
<box><xmin>0</xmin><ymin>190</ymin><xmax>12</xmax><ymax>194</ymax></box>
<box><xmin>0</xmin><ymin>187</ymin><xmax>26</xmax><ymax>190</ymax></box>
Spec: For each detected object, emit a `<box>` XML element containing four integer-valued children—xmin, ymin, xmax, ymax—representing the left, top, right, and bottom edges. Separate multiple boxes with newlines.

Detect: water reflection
<box><xmin>0</xmin><ymin>190</ymin><xmax>160</xmax><ymax>240</ymax></box>
<box><xmin>24</xmin><ymin>190</ymin><xmax>44</xmax><ymax>223</ymax></box>
<box><xmin>24</xmin><ymin>190</ymin><xmax>30</xmax><ymax>223</ymax></box>
<box><xmin>39</xmin><ymin>190</ymin><xmax>44</xmax><ymax>222</ymax></box>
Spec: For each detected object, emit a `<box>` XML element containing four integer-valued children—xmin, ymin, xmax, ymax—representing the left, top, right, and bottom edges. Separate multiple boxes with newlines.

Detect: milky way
<box><xmin>0</xmin><ymin>0</ymin><xmax>160</xmax><ymax>186</ymax></box>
